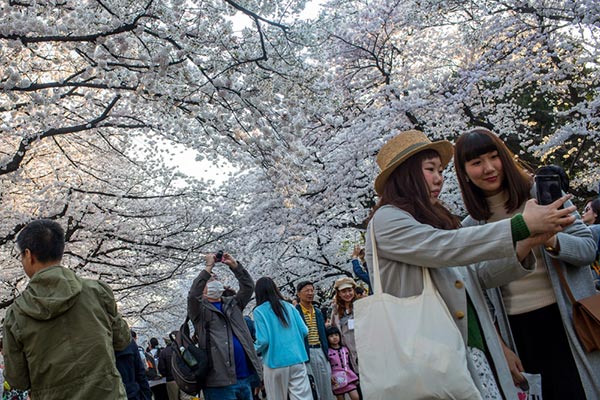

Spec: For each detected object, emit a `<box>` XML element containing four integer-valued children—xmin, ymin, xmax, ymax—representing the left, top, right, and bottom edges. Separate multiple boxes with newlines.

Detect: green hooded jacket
<box><xmin>2</xmin><ymin>265</ymin><xmax>130</xmax><ymax>399</ymax></box>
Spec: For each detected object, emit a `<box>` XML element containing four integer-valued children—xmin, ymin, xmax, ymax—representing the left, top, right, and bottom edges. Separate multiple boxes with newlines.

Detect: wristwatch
<box><xmin>544</xmin><ymin>243</ymin><xmax>560</xmax><ymax>255</ymax></box>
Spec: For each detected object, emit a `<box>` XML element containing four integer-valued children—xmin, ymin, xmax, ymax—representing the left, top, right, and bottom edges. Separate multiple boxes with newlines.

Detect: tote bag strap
<box><xmin>369</xmin><ymin>222</ymin><xmax>384</xmax><ymax>294</ymax></box>
<box><xmin>369</xmin><ymin>221</ymin><xmax>432</xmax><ymax>295</ymax></box>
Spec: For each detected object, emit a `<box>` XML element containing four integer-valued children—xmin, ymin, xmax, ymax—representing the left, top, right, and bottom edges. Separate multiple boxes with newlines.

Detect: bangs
<box><xmin>459</xmin><ymin>131</ymin><xmax>498</xmax><ymax>162</ymax></box>
<box><xmin>414</xmin><ymin>148</ymin><xmax>441</xmax><ymax>162</ymax></box>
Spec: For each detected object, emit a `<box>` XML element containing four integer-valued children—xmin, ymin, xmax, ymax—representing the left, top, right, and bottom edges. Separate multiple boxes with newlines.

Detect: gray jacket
<box><xmin>187</xmin><ymin>264</ymin><xmax>262</xmax><ymax>388</ymax></box>
<box><xmin>590</xmin><ymin>224</ymin><xmax>600</xmax><ymax>245</ymax></box>
<box><xmin>366</xmin><ymin>205</ymin><xmax>536</xmax><ymax>399</ymax></box>
<box><xmin>464</xmin><ymin>198</ymin><xmax>600</xmax><ymax>400</ymax></box>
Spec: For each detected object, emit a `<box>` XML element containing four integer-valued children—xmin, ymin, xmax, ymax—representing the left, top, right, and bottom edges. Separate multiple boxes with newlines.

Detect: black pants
<box><xmin>509</xmin><ymin>303</ymin><xmax>586</xmax><ymax>400</ymax></box>
<box><xmin>150</xmin><ymin>383</ymin><xmax>169</xmax><ymax>400</ymax></box>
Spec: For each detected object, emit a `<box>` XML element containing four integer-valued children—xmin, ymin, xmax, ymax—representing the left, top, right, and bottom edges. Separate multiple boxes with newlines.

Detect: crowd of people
<box><xmin>2</xmin><ymin>127</ymin><xmax>600</xmax><ymax>400</ymax></box>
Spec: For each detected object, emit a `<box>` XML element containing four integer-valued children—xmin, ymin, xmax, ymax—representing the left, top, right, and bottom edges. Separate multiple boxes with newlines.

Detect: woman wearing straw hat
<box><xmin>364</xmin><ymin>130</ymin><xmax>577</xmax><ymax>399</ymax></box>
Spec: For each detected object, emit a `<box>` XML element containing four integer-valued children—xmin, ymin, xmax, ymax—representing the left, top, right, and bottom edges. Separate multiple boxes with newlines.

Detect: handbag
<box><xmin>330</xmin><ymin>347</ymin><xmax>359</xmax><ymax>393</ymax></box>
<box><xmin>551</xmin><ymin>258</ymin><xmax>600</xmax><ymax>352</ymax></box>
<box><xmin>331</xmin><ymin>369</ymin><xmax>359</xmax><ymax>391</ymax></box>
<box><xmin>516</xmin><ymin>373</ymin><xmax>543</xmax><ymax>400</ymax></box>
<box><xmin>354</xmin><ymin>222</ymin><xmax>480</xmax><ymax>400</ymax></box>
<box><xmin>170</xmin><ymin>316</ymin><xmax>211</xmax><ymax>395</ymax></box>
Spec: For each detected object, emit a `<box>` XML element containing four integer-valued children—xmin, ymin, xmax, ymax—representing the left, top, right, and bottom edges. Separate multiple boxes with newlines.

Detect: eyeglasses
<box><xmin>11</xmin><ymin>245</ymin><xmax>23</xmax><ymax>261</ymax></box>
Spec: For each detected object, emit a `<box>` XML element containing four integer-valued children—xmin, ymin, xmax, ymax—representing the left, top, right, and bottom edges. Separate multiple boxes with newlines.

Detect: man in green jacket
<box><xmin>2</xmin><ymin>219</ymin><xmax>131</xmax><ymax>399</ymax></box>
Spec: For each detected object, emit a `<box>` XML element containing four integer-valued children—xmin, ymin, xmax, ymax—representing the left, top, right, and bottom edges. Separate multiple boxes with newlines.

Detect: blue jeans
<box><xmin>203</xmin><ymin>377</ymin><xmax>253</xmax><ymax>400</ymax></box>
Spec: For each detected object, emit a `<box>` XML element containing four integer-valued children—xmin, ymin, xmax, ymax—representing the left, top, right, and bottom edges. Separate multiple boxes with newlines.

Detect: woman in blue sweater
<box><xmin>254</xmin><ymin>277</ymin><xmax>313</xmax><ymax>400</ymax></box>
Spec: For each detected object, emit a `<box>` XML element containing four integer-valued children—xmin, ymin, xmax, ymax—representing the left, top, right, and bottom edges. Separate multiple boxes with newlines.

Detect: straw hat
<box><xmin>374</xmin><ymin>130</ymin><xmax>454</xmax><ymax>195</ymax></box>
<box><xmin>334</xmin><ymin>277</ymin><xmax>357</xmax><ymax>291</ymax></box>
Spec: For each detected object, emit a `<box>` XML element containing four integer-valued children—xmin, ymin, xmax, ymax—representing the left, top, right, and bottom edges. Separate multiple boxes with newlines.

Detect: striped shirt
<box><xmin>300</xmin><ymin>303</ymin><xmax>320</xmax><ymax>346</ymax></box>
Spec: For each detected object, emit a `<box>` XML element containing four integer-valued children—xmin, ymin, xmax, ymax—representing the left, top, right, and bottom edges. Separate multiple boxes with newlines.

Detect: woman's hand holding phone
<box><xmin>522</xmin><ymin>195</ymin><xmax>576</xmax><ymax>235</ymax></box>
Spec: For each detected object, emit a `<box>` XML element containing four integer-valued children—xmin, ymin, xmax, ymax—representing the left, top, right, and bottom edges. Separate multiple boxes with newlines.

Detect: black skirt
<box><xmin>509</xmin><ymin>303</ymin><xmax>585</xmax><ymax>400</ymax></box>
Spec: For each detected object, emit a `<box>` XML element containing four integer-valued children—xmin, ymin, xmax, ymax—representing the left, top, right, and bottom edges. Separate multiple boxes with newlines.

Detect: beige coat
<box><xmin>366</xmin><ymin>205</ymin><xmax>536</xmax><ymax>399</ymax></box>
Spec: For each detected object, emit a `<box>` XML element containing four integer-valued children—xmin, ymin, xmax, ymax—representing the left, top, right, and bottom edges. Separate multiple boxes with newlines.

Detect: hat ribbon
<box><xmin>385</xmin><ymin>141</ymin><xmax>432</xmax><ymax>168</ymax></box>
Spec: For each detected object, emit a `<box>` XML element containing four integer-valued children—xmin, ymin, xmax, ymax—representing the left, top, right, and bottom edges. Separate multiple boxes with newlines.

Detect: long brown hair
<box><xmin>371</xmin><ymin>149</ymin><xmax>460</xmax><ymax>230</ymax></box>
<box><xmin>454</xmin><ymin>128</ymin><xmax>532</xmax><ymax>221</ymax></box>
<box><xmin>333</xmin><ymin>289</ymin><xmax>355</xmax><ymax>318</ymax></box>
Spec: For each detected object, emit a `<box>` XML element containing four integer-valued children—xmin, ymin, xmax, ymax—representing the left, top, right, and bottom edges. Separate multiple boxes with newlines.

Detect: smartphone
<box><xmin>535</xmin><ymin>174</ymin><xmax>563</xmax><ymax>207</ymax></box>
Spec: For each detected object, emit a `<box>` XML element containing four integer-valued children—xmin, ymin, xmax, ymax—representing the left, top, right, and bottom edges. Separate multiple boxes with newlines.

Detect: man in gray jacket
<box><xmin>187</xmin><ymin>252</ymin><xmax>262</xmax><ymax>400</ymax></box>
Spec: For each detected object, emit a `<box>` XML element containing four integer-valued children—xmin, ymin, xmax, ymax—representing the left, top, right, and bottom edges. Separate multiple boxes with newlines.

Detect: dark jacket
<box><xmin>157</xmin><ymin>345</ymin><xmax>174</xmax><ymax>382</ymax></box>
<box><xmin>116</xmin><ymin>340</ymin><xmax>152</xmax><ymax>400</ymax></box>
<box><xmin>2</xmin><ymin>265</ymin><xmax>131</xmax><ymax>400</ymax></box>
<box><xmin>295</xmin><ymin>304</ymin><xmax>328</xmax><ymax>358</ymax></box>
<box><xmin>187</xmin><ymin>263</ymin><xmax>262</xmax><ymax>387</ymax></box>
<box><xmin>352</xmin><ymin>259</ymin><xmax>373</xmax><ymax>293</ymax></box>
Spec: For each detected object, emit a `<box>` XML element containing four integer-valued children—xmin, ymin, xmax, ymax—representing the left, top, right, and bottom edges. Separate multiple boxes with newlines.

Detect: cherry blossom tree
<box><xmin>0</xmin><ymin>0</ymin><xmax>309</xmax><ymax>333</ymax></box>
<box><xmin>2</xmin><ymin>0</ymin><xmax>599</xmax><ymax>334</ymax></box>
<box><xmin>224</xmin><ymin>0</ymin><xmax>600</xmax><ymax>303</ymax></box>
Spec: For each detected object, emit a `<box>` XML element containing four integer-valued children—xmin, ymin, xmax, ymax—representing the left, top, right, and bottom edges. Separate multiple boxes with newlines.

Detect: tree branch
<box><xmin>0</xmin><ymin>95</ymin><xmax>121</xmax><ymax>175</ymax></box>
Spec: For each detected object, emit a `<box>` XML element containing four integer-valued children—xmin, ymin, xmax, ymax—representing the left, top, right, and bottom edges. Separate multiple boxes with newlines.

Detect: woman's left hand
<box><xmin>501</xmin><ymin>341</ymin><xmax>526</xmax><ymax>386</ymax></box>
<box><xmin>516</xmin><ymin>233</ymin><xmax>554</xmax><ymax>260</ymax></box>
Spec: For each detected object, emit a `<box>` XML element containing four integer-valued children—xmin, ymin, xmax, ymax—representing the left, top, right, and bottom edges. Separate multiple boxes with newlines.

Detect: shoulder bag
<box><xmin>552</xmin><ymin>258</ymin><xmax>600</xmax><ymax>352</ymax></box>
<box><xmin>170</xmin><ymin>316</ymin><xmax>211</xmax><ymax>395</ymax></box>
<box><xmin>354</xmin><ymin>222</ymin><xmax>480</xmax><ymax>400</ymax></box>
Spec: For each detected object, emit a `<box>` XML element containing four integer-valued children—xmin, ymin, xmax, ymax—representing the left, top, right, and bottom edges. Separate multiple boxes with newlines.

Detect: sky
<box><xmin>167</xmin><ymin>146</ymin><xmax>233</xmax><ymax>185</ymax></box>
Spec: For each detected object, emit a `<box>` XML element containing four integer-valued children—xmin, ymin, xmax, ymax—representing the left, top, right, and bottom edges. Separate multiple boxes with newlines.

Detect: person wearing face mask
<box><xmin>187</xmin><ymin>252</ymin><xmax>262</xmax><ymax>400</ymax></box>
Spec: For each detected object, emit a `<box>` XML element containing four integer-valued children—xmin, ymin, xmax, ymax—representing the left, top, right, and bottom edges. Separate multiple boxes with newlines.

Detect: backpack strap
<box><xmin>186</xmin><ymin>313</ymin><xmax>210</xmax><ymax>351</ymax></box>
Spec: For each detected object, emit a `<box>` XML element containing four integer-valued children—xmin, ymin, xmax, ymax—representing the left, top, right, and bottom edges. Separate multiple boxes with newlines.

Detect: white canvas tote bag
<box><xmin>354</xmin><ymin>223</ymin><xmax>481</xmax><ymax>400</ymax></box>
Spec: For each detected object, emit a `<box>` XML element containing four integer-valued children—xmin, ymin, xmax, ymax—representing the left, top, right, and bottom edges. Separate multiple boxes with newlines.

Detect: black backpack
<box><xmin>138</xmin><ymin>346</ymin><xmax>161</xmax><ymax>380</ymax></box>
<box><xmin>170</xmin><ymin>316</ymin><xmax>210</xmax><ymax>395</ymax></box>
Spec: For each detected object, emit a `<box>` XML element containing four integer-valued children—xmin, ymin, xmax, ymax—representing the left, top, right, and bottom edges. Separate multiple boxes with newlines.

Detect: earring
<box><xmin>465</xmin><ymin>177</ymin><xmax>470</xmax><ymax>182</ymax></box>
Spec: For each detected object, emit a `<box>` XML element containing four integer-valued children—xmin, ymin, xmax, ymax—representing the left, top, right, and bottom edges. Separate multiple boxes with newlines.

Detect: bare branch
<box><xmin>1</xmin><ymin>96</ymin><xmax>121</xmax><ymax>175</ymax></box>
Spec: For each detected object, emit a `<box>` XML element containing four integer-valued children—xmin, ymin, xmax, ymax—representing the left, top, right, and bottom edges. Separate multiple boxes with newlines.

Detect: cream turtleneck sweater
<box><xmin>486</xmin><ymin>191</ymin><xmax>556</xmax><ymax>315</ymax></box>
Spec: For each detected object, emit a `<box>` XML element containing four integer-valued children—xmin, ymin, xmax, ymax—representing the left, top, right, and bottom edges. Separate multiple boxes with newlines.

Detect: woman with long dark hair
<box><xmin>365</xmin><ymin>130</ymin><xmax>575</xmax><ymax>399</ymax></box>
<box><xmin>253</xmin><ymin>277</ymin><xmax>312</xmax><ymax>400</ymax></box>
<box><xmin>454</xmin><ymin>128</ymin><xmax>600</xmax><ymax>400</ymax></box>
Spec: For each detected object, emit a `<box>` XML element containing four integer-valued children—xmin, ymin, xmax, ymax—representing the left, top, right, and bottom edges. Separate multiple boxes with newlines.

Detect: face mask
<box><xmin>206</xmin><ymin>280</ymin><xmax>225</xmax><ymax>299</ymax></box>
